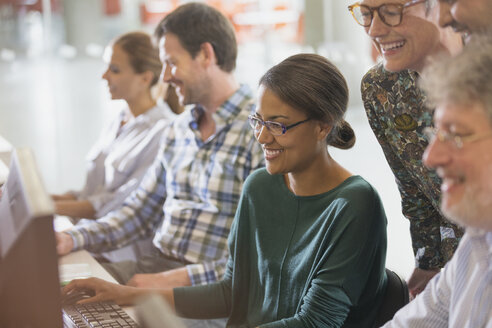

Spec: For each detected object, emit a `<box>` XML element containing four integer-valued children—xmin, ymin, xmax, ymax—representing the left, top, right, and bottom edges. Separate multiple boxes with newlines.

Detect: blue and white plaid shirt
<box><xmin>384</xmin><ymin>229</ymin><xmax>492</xmax><ymax>328</ymax></box>
<box><xmin>68</xmin><ymin>84</ymin><xmax>264</xmax><ymax>285</ymax></box>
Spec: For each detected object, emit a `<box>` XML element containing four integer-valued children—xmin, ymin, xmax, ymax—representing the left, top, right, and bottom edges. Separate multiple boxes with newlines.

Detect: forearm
<box><xmin>126</xmin><ymin>267</ymin><xmax>192</xmax><ymax>289</ymax></box>
<box><xmin>52</xmin><ymin>193</ymin><xmax>77</xmax><ymax>201</ymax></box>
<box><xmin>157</xmin><ymin>289</ymin><xmax>175</xmax><ymax>311</ymax></box>
<box><xmin>173</xmin><ymin>280</ymin><xmax>231</xmax><ymax>319</ymax></box>
<box><xmin>385</xmin><ymin>156</ymin><xmax>444</xmax><ymax>269</ymax></box>
<box><xmin>67</xmin><ymin>209</ymin><xmax>155</xmax><ymax>253</ymax></box>
<box><xmin>55</xmin><ymin>199</ymin><xmax>96</xmax><ymax>219</ymax></box>
<box><xmin>186</xmin><ymin>256</ymin><xmax>227</xmax><ymax>286</ymax></box>
<box><xmin>401</xmin><ymin>192</ymin><xmax>443</xmax><ymax>269</ymax></box>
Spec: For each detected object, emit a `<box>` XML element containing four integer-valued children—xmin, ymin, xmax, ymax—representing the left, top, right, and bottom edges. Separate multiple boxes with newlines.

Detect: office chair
<box><xmin>373</xmin><ymin>268</ymin><xmax>409</xmax><ymax>327</ymax></box>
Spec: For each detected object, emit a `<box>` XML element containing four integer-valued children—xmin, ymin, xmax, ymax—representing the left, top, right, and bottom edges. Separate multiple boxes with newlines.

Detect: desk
<box><xmin>59</xmin><ymin>250</ymin><xmax>137</xmax><ymax>321</ymax></box>
<box><xmin>0</xmin><ymin>134</ymin><xmax>12</xmax><ymax>184</ymax></box>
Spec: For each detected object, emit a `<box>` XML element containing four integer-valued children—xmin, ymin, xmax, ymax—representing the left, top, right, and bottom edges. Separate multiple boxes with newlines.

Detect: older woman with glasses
<box><xmin>348</xmin><ymin>0</ymin><xmax>463</xmax><ymax>297</ymax></box>
<box><xmin>63</xmin><ymin>54</ymin><xmax>388</xmax><ymax>328</ymax></box>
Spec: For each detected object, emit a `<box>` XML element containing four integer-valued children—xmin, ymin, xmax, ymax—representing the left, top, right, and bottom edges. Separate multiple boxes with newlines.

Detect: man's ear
<box><xmin>198</xmin><ymin>42</ymin><xmax>217</xmax><ymax>68</ymax></box>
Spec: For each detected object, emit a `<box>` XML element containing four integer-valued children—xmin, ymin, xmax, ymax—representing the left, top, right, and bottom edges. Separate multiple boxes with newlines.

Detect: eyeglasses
<box><xmin>423</xmin><ymin>127</ymin><xmax>492</xmax><ymax>149</ymax></box>
<box><xmin>348</xmin><ymin>0</ymin><xmax>427</xmax><ymax>27</ymax></box>
<box><xmin>248</xmin><ymin>115</ymin><xmax>310</xmax><ymax>136</ymax></box>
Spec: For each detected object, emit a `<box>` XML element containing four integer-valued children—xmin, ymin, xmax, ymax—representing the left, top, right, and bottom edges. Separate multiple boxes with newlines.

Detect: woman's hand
<box><xmin>52</xmin><ymin>193</ymin><xmax>77</xmax><ymax>201</ymax></box>
<box><xmin>63</xmin><ymin>277</ymin><xmax>145</xmax><ymax>306</ymax></box>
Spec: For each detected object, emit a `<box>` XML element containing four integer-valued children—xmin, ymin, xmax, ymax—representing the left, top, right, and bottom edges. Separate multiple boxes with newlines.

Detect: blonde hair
<box><xmin>113</xmin><ymin>31</ymin><xmax>162</xmax><ymax>87</ymax></box>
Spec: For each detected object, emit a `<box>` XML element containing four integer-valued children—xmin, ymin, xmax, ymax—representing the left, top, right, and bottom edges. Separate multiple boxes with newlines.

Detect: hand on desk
<box><xmin>56</xmin><ymin>232</ymin><xmax>74</xmax><ymax>255</ymax></box>
<box><xmin>126</xmin><ymin>267</ymin><xmax>191</xmax><ymax>289</ymax></box>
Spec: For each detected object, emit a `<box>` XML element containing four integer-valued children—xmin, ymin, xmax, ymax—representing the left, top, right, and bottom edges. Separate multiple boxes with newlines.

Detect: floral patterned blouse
<box><xmin>361</xmin><ymin>63</ymin><xmax>463</xmax><ymax>270</ymax></box>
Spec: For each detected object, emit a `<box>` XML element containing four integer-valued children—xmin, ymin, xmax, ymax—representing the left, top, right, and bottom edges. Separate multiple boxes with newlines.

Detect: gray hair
<box><xmin>419</xmin><ymin>31</ymin><xmax>492</xmax><ymax>123</ymax></box>
<box><xmin>425</xmin><ymin>0</ymin><xmax>437</xmax><ymax>15</ymax></box>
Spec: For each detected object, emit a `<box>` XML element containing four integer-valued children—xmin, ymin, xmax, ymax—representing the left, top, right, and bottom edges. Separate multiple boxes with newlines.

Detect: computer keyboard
<box><xmin>63</xmin><ymin>301</ymin><xmax>139</xmax><ymax>327</ymax></box>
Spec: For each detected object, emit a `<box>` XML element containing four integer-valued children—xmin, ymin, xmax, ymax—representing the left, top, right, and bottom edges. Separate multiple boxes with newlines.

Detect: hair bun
<box><xmin>328</xmin><ymin>120</ymin><xmax>355</xmax><ymax>150</ymax></box>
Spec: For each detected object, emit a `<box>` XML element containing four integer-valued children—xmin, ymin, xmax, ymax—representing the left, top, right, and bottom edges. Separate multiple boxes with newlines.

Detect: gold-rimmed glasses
<box><xmin>348</xmin><ymin>0</ymin><xmax>427</xmax><ymax>27</ymax></box>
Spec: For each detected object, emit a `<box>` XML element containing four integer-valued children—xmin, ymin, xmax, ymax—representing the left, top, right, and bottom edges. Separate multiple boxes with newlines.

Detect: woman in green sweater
<box><xmin>64</xmin><ymin>54</ymin><xmax>388</xmax><ymax>327</ymax></box>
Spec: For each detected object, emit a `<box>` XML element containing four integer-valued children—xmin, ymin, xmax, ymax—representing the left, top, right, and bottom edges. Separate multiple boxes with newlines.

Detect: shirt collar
<box><xmin>467</xmin><ymin>228</ymin><xmax>492</xmax><ymax>253</ymax></box>
<box><xmin>188</xmin><ymin>84</ymin><xmax>253</xmax><ymax>132</ymax></box>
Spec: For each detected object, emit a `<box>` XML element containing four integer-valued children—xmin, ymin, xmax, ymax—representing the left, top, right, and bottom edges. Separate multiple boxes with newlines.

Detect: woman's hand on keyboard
<box><xmin>62</xmin><ymin>277</ymin><xmax>146</xmax><ymax>306</ymax></box>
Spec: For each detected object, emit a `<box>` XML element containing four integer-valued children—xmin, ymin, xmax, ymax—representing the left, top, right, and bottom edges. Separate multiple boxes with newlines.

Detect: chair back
<box><xmin>373</xmin><ymin>268</ymin><xmax>409</xmax><ymax>327</ymax></box>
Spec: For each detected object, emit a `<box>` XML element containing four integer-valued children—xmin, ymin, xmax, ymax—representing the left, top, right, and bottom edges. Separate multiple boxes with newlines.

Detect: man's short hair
<box><xmin>420</xmin><ymin>31</ymin><xmax>492</xmax><ymax>122</ymax></box>
<box><xmin>154</xmin><ymin>2</ymin><xmax>237</xmax><ymax>72</ymax></box>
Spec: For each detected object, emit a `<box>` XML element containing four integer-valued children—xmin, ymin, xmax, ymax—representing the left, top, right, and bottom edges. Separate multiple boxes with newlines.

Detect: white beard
<box><xmin>442</xmin><ymin>162</ymin><xmax>492</xmax><ymax>231</ymax></box>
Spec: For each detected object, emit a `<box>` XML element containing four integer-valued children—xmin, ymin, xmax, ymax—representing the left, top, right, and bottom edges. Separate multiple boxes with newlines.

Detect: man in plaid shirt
<box><xmin>57</xmin><ymin>3</ymin><xmax>264</xmax><ymax>295</ymax></box>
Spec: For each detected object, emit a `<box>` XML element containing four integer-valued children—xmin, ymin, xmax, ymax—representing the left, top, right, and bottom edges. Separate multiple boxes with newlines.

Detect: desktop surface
<box><xmin>59</xmin><ymin>250</ymin><xmax>140</xmax><ymax>327</ymax></box>
<box><xmin>59</xmin><ymin>250</ymin><xmax>138</xmax><ymax>322</ymax></box>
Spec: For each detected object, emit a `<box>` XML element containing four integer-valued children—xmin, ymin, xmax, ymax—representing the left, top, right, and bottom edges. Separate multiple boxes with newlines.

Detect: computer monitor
<box><xmin>0</xmin><ymin>148</ymin><xmax>62</xmax><ymax>328</ymax></box>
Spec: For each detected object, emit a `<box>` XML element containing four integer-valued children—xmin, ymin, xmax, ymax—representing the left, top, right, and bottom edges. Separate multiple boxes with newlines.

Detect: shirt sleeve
<box><xmin>382</xmin><ymin>266</ymin><xmax>452</xmax><ymax>328</ymax></box>
<box><xmin>174</xmin><ymin>262</ymin><xmax>233</xmax><ymax>319</ymax></box>
<box><xmin>185</xmin><ymin>257</ymin><xmax>227</xmax><ymax>286</ymax></box>
<box><xmin>174</xmin><ymin>216</ymin><xmax>239</xmax><ymax>317</ymax></box>
<box><xmin>361</xmin><ymin>75</ymin><xmax>444</xmax><ymax>270</ymax></box>
<box><xmin>86</xmin><ymin>120</ymin><xmax>167</xmax><ymax>218</ymax></box>
<box><xmin>67</xmin><ymin>150</ymin><xmax>167</xmax><ymax>254</ymax></box>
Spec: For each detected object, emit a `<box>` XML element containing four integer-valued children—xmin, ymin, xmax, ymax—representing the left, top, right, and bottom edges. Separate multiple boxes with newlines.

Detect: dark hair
<box><xmin>154</xmin><ymin>2</ymin><xmax>237</xmax><ymax>72</ymax></box>
<box><xmin>114</xmin><ymin>31</ymin><xmax>162</xmax><ymax>87</ymax></box>
<box><xmin>259</xmin><ymin>53</ymin><xmax>355</xmax><ymax>149</ymax></box>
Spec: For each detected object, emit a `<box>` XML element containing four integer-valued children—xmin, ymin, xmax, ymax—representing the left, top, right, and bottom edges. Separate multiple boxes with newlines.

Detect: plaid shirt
<box><xmin>68</xmin><ymin>84</ymin><xmax>264</xmax><ymax>285</ymax></box>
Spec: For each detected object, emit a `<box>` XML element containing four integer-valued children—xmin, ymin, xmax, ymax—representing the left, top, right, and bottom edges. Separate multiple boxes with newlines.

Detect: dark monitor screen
<box><xmin>0</xmin><ymin>148</ymin><xmax>62</xmax><ymax>328</ymax></box>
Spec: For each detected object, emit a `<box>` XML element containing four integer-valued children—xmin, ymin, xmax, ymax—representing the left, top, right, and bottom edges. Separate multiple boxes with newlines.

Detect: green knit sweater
<box><xmin>175</xmin><ymin>168</ymin><xmax>388</xmax><ymax>327</ymax></box>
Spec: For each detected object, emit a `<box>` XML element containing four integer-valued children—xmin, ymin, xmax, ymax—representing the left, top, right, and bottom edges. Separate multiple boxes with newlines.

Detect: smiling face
<box><xmin>423</xmin><ymin>101</ymin><xmax>492</xmax><ymax>230</ymax></box>
<box><xmin>254</xmin><ymin>86</ymin><xmax>330</xmax><ymax>176</ymax></box>
<box><xmin>158</xmin><ymin>33</ymin><xmax>208</xmax><ymax>106</ymax></box>
<box><xmin>438</xmin><ymin>0</ymin><xmax>492</xmax><ymax>35</ymax></box>
<box><xmin>102</xmin><ymin>44</ymin><xmax>148</xmax><ymax>101</ymax></box>
<box><xmin>362</xmin><ymin>0</ymin><xmax>445</xmax><ymax>72</ymax></box>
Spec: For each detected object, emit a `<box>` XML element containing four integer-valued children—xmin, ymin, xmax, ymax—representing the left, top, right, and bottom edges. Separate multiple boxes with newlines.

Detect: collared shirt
<box><xmin>68</xmin><ymin>85</ymin><xmax>265</xmax><ymax>285</ymax></box>
<box><xmin>73</xmin><ymin>104</ymin><xmax>176</xmax><ymax>218</ymax></box>
<box><xmin>383</xmin><ymin>229</ymin><xmax>492</xmax><ymax>328</ymax></box>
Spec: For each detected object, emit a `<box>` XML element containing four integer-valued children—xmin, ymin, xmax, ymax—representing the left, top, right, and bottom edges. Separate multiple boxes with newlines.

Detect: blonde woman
<box><xmin>53</xmin><ymin>32</ymin><xmax>176</xmax><ymax>220</ymax></box>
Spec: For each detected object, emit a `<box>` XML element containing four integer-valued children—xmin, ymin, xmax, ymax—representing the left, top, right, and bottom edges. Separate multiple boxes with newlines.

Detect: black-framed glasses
<box><xmin>423</xmin><ymin>127</ymin><xmax>492</xmax><ymax>149</ymax></box>
<box><xmin>348</xmin><ymin>0</ymin><xmax>427</xmax><ymax>27</ymax></box>
<box><xmin>248</xmin><ymin>115</ymin><xmax>310</xmax><ymax>136</ymax></box>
